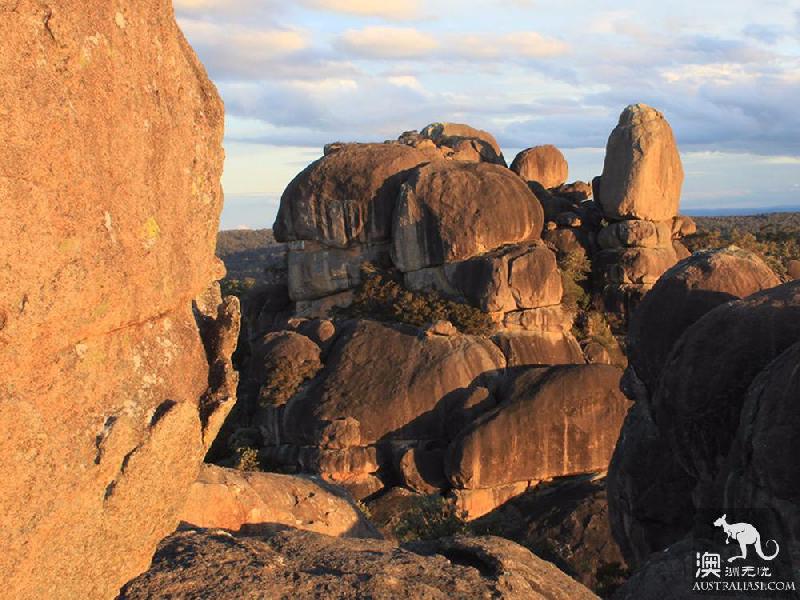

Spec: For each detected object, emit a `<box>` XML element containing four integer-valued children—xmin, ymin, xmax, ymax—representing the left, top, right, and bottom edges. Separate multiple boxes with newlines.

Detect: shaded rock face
<box><xmin>446</xmin><ymin>365</ymin><xmax>630</xmax><ymax>489</ymax></box>
<box><xmin>599</xmin><ymin>104</ymin><xmax>684</xmax><ymax>221</ymax></box>
<box><xmin>510</xmin><ymin>145</ymin><xmax>569</xmax><ymax>188</ymax></box>
<box><xmin>474</xmin><ymin>476</ymin><xmax>627</xmax><ymax>594</ymax></box>
<box><xmin>606</xmin><ymin>402</ymin><xmax>696</xmax><ymax>568</ymax></box>
<box><xmin>0</xmin><ymin>3</ymin><xmax>227</xmax><ymax>599</ymax></box>
<box><xmin>627</xmin><ymin>248</ymin><xmax>780</xmax><ymax>397</ymax></box>
<box><xmin>392</xmin><ymin>161</ymin><xmax>544</xmax><ymax>272</ymax></box>
<box><xmin>273</xmin><ymin>143</ymin><xmax>435</xmax><ymax>248</ymax></box>
<box><xmin>653</xmin><ymin>280</ymin><xmax>800</xmax><ymax>486</ymax></box>
<box><xmin>724</xmin><ymin>342</ymin><xmax>800</xmax><ymax>565</ymax></box>
<box><xmin>180</xmin><ymin>464</ymin><xmax>380</xmax><ymax>539</ymax></box>
<box><xmin>119</xmin><ymin>529</ymin><xmax>599</xmax><ymax>600</ymax></box>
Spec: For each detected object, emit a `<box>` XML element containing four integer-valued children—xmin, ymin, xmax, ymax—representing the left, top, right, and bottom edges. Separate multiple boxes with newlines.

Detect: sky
<box><xmin>173</xmin><ymin>0</ymin><xmax>800</xmax><ymax>230</ymax></box>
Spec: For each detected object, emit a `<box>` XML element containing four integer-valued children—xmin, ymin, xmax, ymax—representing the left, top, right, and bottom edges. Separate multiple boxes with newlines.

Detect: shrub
<box><xmin>221</xmin><ymin>277</ymin><xmax>257</xmax><ymax>299</ymax></box>
<box><xmin>258</xmin><ymin>358</ymin><xmax>319</xmax><ymax>407</ymax></box>
<box><xmin>558</xmin><ymin>248</ymin><xmax>592</xmax><ymax>312</ymax></box>
<box><xmin>337</xmin><ymin>267</ymin><xmax>495</xmax><ymax>336</ymax></box>
<box><xmin>235</xmin><ymin>447</ymin><xmax>261</xmax><ymax>471</ymax></box>
<box><xmin>393</xmin><ymin>495</ymin><xmax>469</xmax><ymax>542</ymax></box>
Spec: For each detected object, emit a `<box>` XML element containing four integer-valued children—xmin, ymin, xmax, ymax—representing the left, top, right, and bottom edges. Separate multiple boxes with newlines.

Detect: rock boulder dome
<box><xmin>598</xmin><ymin>104</ymin><xmax>684</xmax><ymax>221</ymax></box>
<box><xmin>0</xmin><ymin>3</ymin><xmax>231</xmax><ymax>599</ymax></box>
<box><xmin>510</xmin><ymin>145</ymin><xmax>569</xmax><ymax>188</ymax></box>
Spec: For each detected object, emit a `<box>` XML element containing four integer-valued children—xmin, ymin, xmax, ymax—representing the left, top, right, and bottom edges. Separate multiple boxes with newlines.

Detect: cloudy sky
<box><xmin>174</xmin><ymin>0</ymin><xmax>800</xmax><ymax>229</ymax></box>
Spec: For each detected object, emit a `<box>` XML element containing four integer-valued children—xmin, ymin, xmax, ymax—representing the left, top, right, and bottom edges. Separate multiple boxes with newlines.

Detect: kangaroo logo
<box><xmin>713</xmin><ymin>514</ymin><xmax>779</xmax><ymax>562</ymax></box>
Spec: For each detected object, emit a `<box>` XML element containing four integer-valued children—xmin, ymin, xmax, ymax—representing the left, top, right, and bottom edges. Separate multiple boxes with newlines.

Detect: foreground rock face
<box><xmin>473</xmin><ymin>476</ymin><xmax>627</xmax><ymax>593</ymax></box>
<box><xmin>181</xmin><ymin>465</ymin><xmax>380</xmax><ymax>539</ymax></box>
<box><xmin>119</xmin><ymin>528</ymin><xmax>599</xmax><ymax>599</ymax></box>
<box><xmin>599</xmin><ymin>104</ymin><xmax>684</xmax><ymax>221</ymax></box>
<box><xmin>0</xmin><ymin>3</ymin><xmax>226</xmax><ymax>599</ymax></box>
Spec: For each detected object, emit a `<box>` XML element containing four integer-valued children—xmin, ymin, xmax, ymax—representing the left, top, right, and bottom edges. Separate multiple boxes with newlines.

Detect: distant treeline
<box><xmin>688</xmin><ymin>213</ymin><xmax>800</xmax><ymax>279</ymax></box>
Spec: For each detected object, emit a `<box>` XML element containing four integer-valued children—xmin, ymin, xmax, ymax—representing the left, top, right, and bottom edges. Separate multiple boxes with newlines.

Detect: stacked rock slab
<box><xmin>394</xmin><ymin>122</ymin><xmax>507</xmax><ymax>165</ymax></box>
<box><xmin>0</xmin><ymin>3</ymin><xmax>230</xmax><ymax>598</ymax></box>
<box><xmin>594</xmin><ymin>104</ymin><xmax>685</xmax><ymax>317</ymax></box>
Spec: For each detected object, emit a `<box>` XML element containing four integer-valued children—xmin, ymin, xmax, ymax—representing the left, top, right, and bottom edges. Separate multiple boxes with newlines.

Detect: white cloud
<box><xmin>337</xmin><ymin>26</ymin><xmax>439</xmax><ymax>59</ymax></box>
<box><xmin>304</xmin><ymin>0</ymin><xmax>421</xmax><ymax>20</ymax></box>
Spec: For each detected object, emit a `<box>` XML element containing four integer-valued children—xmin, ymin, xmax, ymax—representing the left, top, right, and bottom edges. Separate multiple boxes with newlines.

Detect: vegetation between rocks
<box><xmin>336</xmin><ymin>265</ymin><xmax>495</xmax><ymax>336</ymax></box>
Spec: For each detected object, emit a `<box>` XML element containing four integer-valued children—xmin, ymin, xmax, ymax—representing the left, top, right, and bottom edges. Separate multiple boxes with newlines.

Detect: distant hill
<box><xmin>692</xmin><ymin>212</ymin><xmax>800</xmax><ymax>236</ymax></box>
<box><xmin>216</xmin><ymin>228</ymin><xmax>280</xmax><ymax>281</ymax></box>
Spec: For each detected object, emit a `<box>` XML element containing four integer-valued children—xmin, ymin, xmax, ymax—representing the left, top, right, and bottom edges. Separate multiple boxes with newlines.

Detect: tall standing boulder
<box><xmin>0</xmin><ymin>3</ymin><xmax>227</xmax><ymax>598</ymax></box>
<box><xmin>598</xmin><ymin>104</ymin><xmax>684</xmax><ymax>221</ymax></box>
<box><xmin>510</xmin><ymin>145</ymin><xmax>569</xmax><ymax>188</ymax></box>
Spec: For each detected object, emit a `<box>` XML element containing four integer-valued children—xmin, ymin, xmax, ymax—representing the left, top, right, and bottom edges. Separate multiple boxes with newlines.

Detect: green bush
<box><xmin>558</xmin><ymin>248</ymin><xmax>592</xmax><ymax>312</ymax></box>
<box><xmin>337</xmin><ymin>267</ymin><xmax>495</xmax><ymax>336</ymax></box>
<box><xmin>235</xmin><ymin>447</ymin><xmax>262</xmax><ymax>471</ymax></box>
<box><xmin>221</xmin><ymin>277</ymin><xmax>257</xmax><ymax>299</ymax></box>
<box><xmin>393</xmin><ymin>495</ymin><xmax>469</xmax><ymax>542</ymax></box>
<box><xmin>258</xmin><ymin>359</ymin><xmax>319</xmax><ymax>407</ymax></box>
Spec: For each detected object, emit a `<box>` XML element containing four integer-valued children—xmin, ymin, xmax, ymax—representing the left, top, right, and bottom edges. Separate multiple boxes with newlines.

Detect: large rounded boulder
<box><xmin>446</xmin><ymin>365</ymin><xmax>630</xmax><ymax>489</ymax></box>
<box><xmin>627</xmin><ymin>247</ymin><xmax>780</xmax><ymax>396</ymax></box>
<box><xmin>392</xmin><ymin>161</ymin><xmax>544</xmax><ymax>272</ymax></box>
<box><xmin>599</xmin><ymin>104</ymin><xmax>684</xmax><ymax>221</ymax></box>
<box><xmin>510</xmin><ymin>145</ymin><xmax>569</xmax><ymax>188</ymax></box>
<box><xmin>273</xmin><ymin>143</ymin><xmax>436</xmax><ymax>248</ymax></box>
<box><xmin>652</xmin><ymin>280</ymin><xmax>800</xmax><ymax>485</ymax></box>
<box><xmin>282</xmin><ymin>320</ymin><xmax>506</xmax><ymax>446</ymax></box>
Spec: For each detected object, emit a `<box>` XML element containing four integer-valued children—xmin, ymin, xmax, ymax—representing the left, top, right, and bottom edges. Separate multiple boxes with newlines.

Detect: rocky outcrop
<box><xmin>404</xmin><ymin>241</ymin><xmax>563</xmax><ymax>313</ymax></box>
<box><xmin>119</xmin><ymin>528</ymin><xmax>599</xmax><ymax>599</ymax></box>
<box><xmin>511</xmin><ymin>145</ymin><xmax>569</xmax><ymax>188</ymax></box>
<box><xmin>652</xmin><ymin>280</ymin><xmax>800</xmax><ymax>486</ymax></box>
<box><xmin>446</xmin><ymin>365</ymin><xmax>630</xmax><ymax>490</ymax></box>
<box><xmin>0</xmin><ymin>3</ymin><xmax>228</xmax><ymax>599</ymax></box>
<box><xmin>598</xmin><ymin>104</ymin><xmax>684</xmax><ymax>221</ymax></box>
<box><xmin>392</xmin><ymin>161</ymin><xmax>543</xmax><ymax>272</ymax></box>
<box><xmin>180</xmin><ymin>464</ymin><xmax>380</xmax><ymax>538</ymax></box>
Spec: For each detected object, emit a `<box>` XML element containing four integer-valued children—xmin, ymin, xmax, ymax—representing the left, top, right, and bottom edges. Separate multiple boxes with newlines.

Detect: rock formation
<box><xmin>608</xmin><ymin>276</ymin><xmax>800</xmax><ymax>596</ymax></box>
<box><xmin>119</xmin><ymin>529</ymin><xmax>600</xmax><ymax>599</ymax></box>
<box><xmin>607</xmin><ymin>250</ymin><xmax>783</xmax><ymax>567</ymax></box>
<box><xmin>0</xmin><ymin>2</ymin><xmax>230</xmax><ymax>598</ymax></box>
<box><xmin>510</xmin><ymin>145</ymin><xmax>569</xmax><ymax>188</ymax></box>
<box><xmin>598</xmin><ymin>104</ymin><xmax>684</xmax><ymax>221</ymax></box>
<box><xmin>593</xmin><ymin>105</ymin><xmax>689</xmax><ymax>318</ymax></box>
<box><xmin>181</xmin><ymin>464</ymin><xmax>380</xmax><ymax>538</ymax></box>
<box><xmin>472</xmin><ymin>476</ymin><xmax>627</xmax><ymax>593</ymax></box>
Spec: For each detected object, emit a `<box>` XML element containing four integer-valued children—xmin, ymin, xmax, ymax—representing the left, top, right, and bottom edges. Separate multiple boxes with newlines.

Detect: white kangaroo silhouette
<box><xmin>714</xmin><ymin>514</ymin><xmax>779</xmax><ymax>562</ymax></box>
